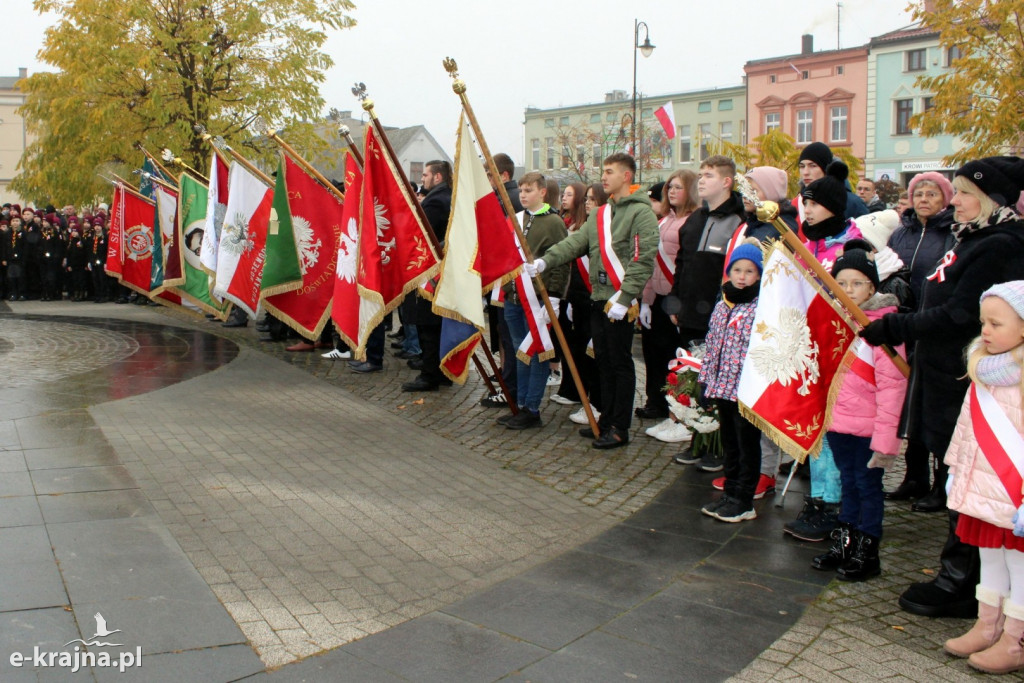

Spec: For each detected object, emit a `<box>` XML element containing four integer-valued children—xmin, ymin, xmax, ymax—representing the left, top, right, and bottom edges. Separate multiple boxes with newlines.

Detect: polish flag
<box><xmin>654</xmin><ymin>103</ymin><xmax>676</xmax><ymax>140</ymax></box>
<box><xmin>213</xmin><ymin>163</ymin><xmax>273</xmax><ymax>317</ymax></box>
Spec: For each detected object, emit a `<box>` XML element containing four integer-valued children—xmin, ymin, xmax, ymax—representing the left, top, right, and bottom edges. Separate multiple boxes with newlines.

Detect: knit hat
<box><xmin>980</xmin><ymin>280</ymin><xmax>1024</xmax><ymax>321</ymax></box>
<box><xmin>831</xmin><ymin>247</ymin><xmax>880</xmax><ymax>290</ymax></box>
<box><xmin>647</xmin><ymin>181</ymin><xmax>665</xmax><ymax>203</ymax></box>
<box><xmin>907</xmin><ymin>171</ymin><xmax>953</xmax><ymax>206</ymax></box>
<box><xmin>746</xmin><ymin>166</ymin><xmax>788</xmax><ymax>202</ymax></box>
<box><xmin>798</xmin><ymin>142</ymin><xmax>833</xmax><ymax>173</ymax></box>
<box><xmin>853</xmin><ymin>209</ymin><xmax>900</xmax><ymax>250</ymax></box>
<box><xmin>727</xmin><ymin>242</ymin><xmax>764</xmax><ymax>274</ymax></box>
<box><xmin>802</xmin><ymin>160</ymin><xmax>849</xmax><ymax>218</ymax></box>
<box><xmin>956</xmin><ymin>156</ymin><xmax>1024</xmax><ymax>207</ymax></box>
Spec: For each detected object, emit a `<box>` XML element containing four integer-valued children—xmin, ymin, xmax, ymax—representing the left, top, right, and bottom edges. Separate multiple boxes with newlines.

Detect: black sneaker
<box><xmin>673</xmin><ymin>446</ymin><xmax>704</xmax><ymax>465</ymax></box>
<box><xmin>699</xmin><ymin>451</ymin><xmax>724</xmax><ymax>472</ymax></box>
<box><xmin>506</xmin><ymin>410</ymin><xmax>542</xmax><ymax>430</ymax></box>
<box><xmin>480</xmin><ymin>392</ymin><xmax>508</xmax><ymax>408</ymax></box>
<box><xmin>496</xmin><ymin>411</ymin><xmax>518</xmax><ymax>426</ymax></box>
<box><xmin>700</xmin><ymin>497</ymin><xmax>727</xmax><ymax>518</ymax></box>
<box><xmin>713</xmin><ymin>498</ymin><xmax>757</xmax><ymax>523</ymax></box>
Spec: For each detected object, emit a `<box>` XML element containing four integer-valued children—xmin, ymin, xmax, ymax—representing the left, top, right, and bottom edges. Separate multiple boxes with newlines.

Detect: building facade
<box><xmin>0</xmin><ymin>68</ymin><xmax>30</xmax><ymax>205</ymax></box>
<box><xmin>745</xmin><ymin>36</ymin><xmax>868</xmax><ymax>161</ymax></box>
<box><xmin>865</xmin><ymin>24</ymin><xmax>962</xmax><ymax>186</ymax></box>
<box><xmin>522</xmin><ymin>85</ymin><xmax>746</xmax><ymax>186</ymax></box>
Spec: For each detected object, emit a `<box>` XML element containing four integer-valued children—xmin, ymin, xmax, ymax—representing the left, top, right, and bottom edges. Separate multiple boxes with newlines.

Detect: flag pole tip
<box><xmin>756</xmin><ymin>201</ymin><xmax>780</xmax><ymax>223</ymax></box>
<box><xmin>338</xmin><ymin>124</ymin><xmax>350</xmax><ymax>136</ymax></box>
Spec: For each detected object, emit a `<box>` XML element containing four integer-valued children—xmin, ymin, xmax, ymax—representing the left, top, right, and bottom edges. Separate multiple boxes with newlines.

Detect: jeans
<box><xmin>828</xmin><ymin>431</ymin><xmax>884</xmax><ymax>538</ymax></box>
<box><xmin>504</xmin><ymin>302</ymin><xmax>550</xmax><ymax>414</ymax></box>
<box><xmin>402</xmin><ymin>324</ymin><xmax>421</xmax><ymax>355</ymax></box>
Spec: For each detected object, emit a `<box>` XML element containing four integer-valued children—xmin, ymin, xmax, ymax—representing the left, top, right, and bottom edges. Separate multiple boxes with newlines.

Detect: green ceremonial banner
<box><xmin>260</xmin><ymin>157</ymin><xmax>303</xmax><ymax>298</ymax></box>
<box><xmin>177</xmin><ymin>173</ymin><xmax>231</xmax><ymax>318</ymax></box>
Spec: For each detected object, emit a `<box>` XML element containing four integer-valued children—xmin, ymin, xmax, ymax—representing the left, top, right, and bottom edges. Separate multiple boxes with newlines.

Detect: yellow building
<box><xmin>0</xmin><ymin>68</ymin><xmax>29</xmax><ymax>206</ymax></box>
<box><xmin>523</xmin><ymin>85</ymin><xmax>746</xmax><ymax>186</ymax></box>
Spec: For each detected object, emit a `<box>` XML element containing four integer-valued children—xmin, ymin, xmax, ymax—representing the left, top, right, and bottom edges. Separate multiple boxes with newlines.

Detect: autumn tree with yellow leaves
<box><xmin>14</xmin><ymin>0</ymin><xmax>356</xmax><ymax>204</ymax></box>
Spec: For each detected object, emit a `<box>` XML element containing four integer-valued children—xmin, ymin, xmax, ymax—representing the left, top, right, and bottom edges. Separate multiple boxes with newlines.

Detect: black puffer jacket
<box><xmin>886</xmin><ymin>206</ymin><xmax>955</xmax><ymax>302</ymax></box>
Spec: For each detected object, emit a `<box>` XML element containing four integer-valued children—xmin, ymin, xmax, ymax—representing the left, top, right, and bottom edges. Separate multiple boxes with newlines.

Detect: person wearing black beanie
<box><xmin>796</xmin><ymin>142</ymin><xmax>868</xmax><ymax>221</ymax></box>
<box><xmin>800</xmin><ymin>161</ymin><xmax>863</xmax><ymax>249</ymax></box>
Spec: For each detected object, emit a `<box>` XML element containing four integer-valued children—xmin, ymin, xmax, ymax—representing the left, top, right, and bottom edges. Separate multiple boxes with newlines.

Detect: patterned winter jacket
<box><xmin>698</xmin><ymin>295</ymin><xmax>758</xmax><ymax>401</ymax></box>
<box><xmin>945</xmin><ymin>381</ymin><xmax>1024</xmax><ymax>530</ymax></box>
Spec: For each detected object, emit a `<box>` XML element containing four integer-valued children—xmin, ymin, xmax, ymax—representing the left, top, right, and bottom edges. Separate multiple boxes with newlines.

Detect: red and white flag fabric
<box><xmin>737</xmin><ymin>242</ymin><xmax>856</xmax><ymax>462</ymax></box>
<box><xmin>433</xmin><ymin>113</ymin><xmax>524</xmax><ymax>383</ymax></box>
<box><xmin>200</xmin><ymin>152</ymin><xmax>229</xmax><ymax>277</ymax></box>
<box><xmin>262</xmin><ymin>156</ymin><xmax>344</xmax><ymax>339</ymax></box>
<box><xmin>105</xmin><ymin>183</ymin><xmax>156</xmax><ymax>294</ymax></box>
<box><xmin>355</xmin><ymin>124</ymin><xmax>440</xmax><ymax>357</ymax></box>
<box><xmin>213</xmin><ymin>163</ymin><xmax>273</xmax><ymax>317</ymax></box>
<box><xmin>331</xmin><ymin>155</ymin><xmax>363</xmax><ymax>353</ymax></box>
<box><xmin>654</xmin><ymin>102</ymin><xmax>676</xmax><ymax>140</ymax></box>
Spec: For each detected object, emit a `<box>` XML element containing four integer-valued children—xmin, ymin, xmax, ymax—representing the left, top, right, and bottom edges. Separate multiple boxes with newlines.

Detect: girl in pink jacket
<box><xmin>943</xmin><ymin>281</ymin><xmax>1024</xmax><ymax>675</ymax></box>
<box><xmin>811</xmin><ymin>246</ymin><xmax>906</xmax><ymax>582</ymax></box>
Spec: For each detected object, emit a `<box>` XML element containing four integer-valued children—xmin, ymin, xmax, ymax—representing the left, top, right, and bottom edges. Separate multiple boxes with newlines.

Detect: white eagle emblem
<box><xmin>220</xmin><ymin>212</ymin><xmax>255</xmax><ymax>256</ymax></box>
<box><xmin>749</xmin><ymin>307</ymin><xmax>821</xmax><ymax>396</ymax></box>
<box><xmin>336</xmin><ymin>217</ymin><xmax>358</xmax><ymax>284</ymax></box>
<box><xmin>292</xmin><ymin>215</ymin><xmax>321</xmax><ymax>273</ymax></box>
<box><xmin>374</xmin><ymin>198</ymin><xmax>396</xmax><ymax>265</ymax></box>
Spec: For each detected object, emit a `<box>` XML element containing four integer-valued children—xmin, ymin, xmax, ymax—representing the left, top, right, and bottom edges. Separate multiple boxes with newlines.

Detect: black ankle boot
<box><xmin>913</xmin><ymin>461</ymin><xmax>948</xmax><ymax>512</ymax></box>
<box><xmin>885</xmin><ymin>478</ymin><xmax>929</xmax><ymax>501</ymax></box>
<box><xmin>838</xmin><ymin>531</ymin><xmax>881</xmax><ymax>581</ymax></box>
<box><xmin>812</xmin><ymin>522</ymin><xmax>852</xmax><ymax>571</ymax></box>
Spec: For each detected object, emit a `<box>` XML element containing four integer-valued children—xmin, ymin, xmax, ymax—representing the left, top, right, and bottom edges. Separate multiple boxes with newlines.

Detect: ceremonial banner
<box><xmin>200</xmin><ymin>151</ymin><xmax>230</xmax><ymax>277</ymax></box>
<box><xmin>737</xmin><ymin>242</ymin><xmax>855</xmax><ymax>462</ymax></box>
<box><xmin>213</xmin><ymin>163</ymin><xmax>273</xmax><ymax>317</ymax></box>
<box><xmin>433</xmin><ymin>113</ymin><xmax>523</xmax><ymax>382</ymax></box>
<box><xmin>260</xmin><ymin>157</ymin><xmax>303</xmax><ymax>298</ymax></box>
<box><xmin>331</xmin><ymin>155</ymin><xmax>363</xmax><ymax>352</ymax></box>
<box><xmin>105</xmin><ymin>183</ymin><xmax>156</xmax><ymax>294</ymax></box>
<box><xmin>355</xmin><ymin>124</ymin><xmax>440</xmax><ymax>356</ymax></box>
<box><xmin>174</xmin><ymin>174</ymin><xmax>230</xmax><ymax>317</ymax></box>
<box><xmin>263</xmin><ymin>156</ymin><xmax>344</xmax><ymax>338</ymax></box>
<box><xmin>150</xmin><ymin>183</ymin><xmax>184</xmax><ymax>293</ymax></box>
<box><xmin>654</xmin><ymin>103</ymin><xmax>676</xmax><ymax>140</ymax></box>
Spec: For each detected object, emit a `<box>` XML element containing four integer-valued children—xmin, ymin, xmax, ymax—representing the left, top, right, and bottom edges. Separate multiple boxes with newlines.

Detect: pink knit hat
<box><xmin>745</xmin><ymin>166</ymin><xmax>789</xmax><ymax>203</ymax></box>
<box><xmin>908</xmin><ymin>171</ymin><xmax>953</xmax><ymax>206</ymax></box>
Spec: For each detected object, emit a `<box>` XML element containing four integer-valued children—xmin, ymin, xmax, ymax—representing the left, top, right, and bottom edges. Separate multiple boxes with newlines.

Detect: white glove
<box><xmin>867</xmin><ymin>452</ymin><xmax>896</xmax><ymax>470</ymax></box>
<box><xmin>873</xmin><ymin>246</ymin><xmax>904</xmax><ymax>281</ymax></box>
<box><xmin>566</xmin><ymin>303</ymin><xmax>573</xmax><ymax>323</ymax></box>
<box><xmin>639</xmin><ymin>303</ymin><xmax>652</xmax><ymax>329</ymax></box>
<box><xmin>541</xmin><ymin>297</ymin><xmax>559</xmax><ymax>325</ymax></box>
<box><xmin>607</xmin><ymin>301</ymin><xmax>629</xmax><ymax>321</ymax></box>
<box><xmin>945</xmin><ymin>473</ymin><xmax>954</xmax><ymax>497</ymax></box>
<box><xmin>524</xmin><ymin>259</ymin><xmax>545</xmax><ymax>278</ymax></box>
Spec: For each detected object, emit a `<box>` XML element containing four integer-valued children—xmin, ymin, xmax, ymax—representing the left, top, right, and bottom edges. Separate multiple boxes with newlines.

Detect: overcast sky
<box><xmin>6</xmin><ymin>0</ymin><xmax>917</xmax><ymax>164</ymax></box>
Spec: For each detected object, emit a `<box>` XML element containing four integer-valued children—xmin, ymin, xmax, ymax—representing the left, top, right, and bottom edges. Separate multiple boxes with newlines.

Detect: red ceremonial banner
<box><xmin>106</xmin><ymin>183</ymin><xmax>156</xmax><ymax>294</ymax></box>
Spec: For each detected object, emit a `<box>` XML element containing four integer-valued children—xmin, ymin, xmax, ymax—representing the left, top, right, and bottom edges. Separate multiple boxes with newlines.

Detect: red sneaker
<box><xmin>755</xmin><ymin>474</ymin><xmax>776</xmax><ymax>500</ymax></box>
<box><xmin>711</xmin><ymin>477</ymin><xmax>725</xmax><ymax>491</ymax></box>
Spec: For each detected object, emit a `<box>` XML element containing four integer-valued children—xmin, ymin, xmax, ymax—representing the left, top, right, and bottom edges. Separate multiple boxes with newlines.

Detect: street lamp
<box><xmin>632</xmin><ymin>19</ymin><xmax>654</xmax><ymax>180</ymax></box>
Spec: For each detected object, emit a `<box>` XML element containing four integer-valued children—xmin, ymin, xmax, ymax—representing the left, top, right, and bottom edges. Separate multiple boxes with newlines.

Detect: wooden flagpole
<box><xmin>137</xmin><ymin>144</ymin><xmax>178</xmax><ymax>185</ymax></box>
<box><xmin>106</xmin><ymin>174</ymin><xmax>155</xmax><ymax>205</ymax></box>
<box><xmin>442</xmin><ymin>58</ymin><xmax>599</xmax><ymax>435</ymax></box>
<box><xmin>256</xmin><ymin>121</ymin><xmax>346</xmax><ymax>205</ymax></box>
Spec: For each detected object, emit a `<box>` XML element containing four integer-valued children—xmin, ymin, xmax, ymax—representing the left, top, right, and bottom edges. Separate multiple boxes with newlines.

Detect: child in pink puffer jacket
<box><xmin>811</xmin><ymin>246</ymin><xmax>906</xmax><ymax>582</ymax></box>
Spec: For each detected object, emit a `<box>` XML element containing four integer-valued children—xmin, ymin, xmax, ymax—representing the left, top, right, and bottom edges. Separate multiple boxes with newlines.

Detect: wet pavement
<box><xmin>0</xmin><ymin>301</ymin><xmax>991</xmax><ymax>681</ymax></box>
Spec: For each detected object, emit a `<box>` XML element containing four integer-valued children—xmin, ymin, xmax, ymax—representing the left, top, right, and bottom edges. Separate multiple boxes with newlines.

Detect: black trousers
<box><xmin>717</xmin><ymin>399</ymin><xmax>762</xmax><ymax>507</ymax></box>
<box><xmin>640</xmin><ymin>294</ymin><xmax>681</xmax><ymax>410</ymax></box>
<box><xmin>417</xmin><ymin>318</ymin><xmax>443</xmax><ymax>384</ymax></box>
<box><xmin>590</xmin><ymin>302</ymin><xmax>636</xmax><ymax>431</ymax></box>
<box><xmin>557</xmin><ymin>294</ymin><xmax>599</xmax><ymax>406</ymax></box>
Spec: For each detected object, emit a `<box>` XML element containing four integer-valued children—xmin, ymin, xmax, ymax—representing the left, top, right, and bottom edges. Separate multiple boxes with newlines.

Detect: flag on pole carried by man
<box><xmin>105</xmin><ymin>182</ymin><xmax>156</xmax><ymax>294</ymax></box>
<box><xmin>174</xmin><ymin>173</ymin><xmax>231</xmax><ymax>317</ymax></box>
<box><xmin>262</xmin><ymin>155</ymin><xmax>344</xmax><ymax>338</ymax></box>
<box><xmin>737</xmin><ymin>242</ymin><xmax>855</xmax><ymax>462</ymax></box>
<box><xmin>213</xmin><ymin>162</ymin><xmax>273</xmax><ymax>317</ymax></box>
<box><xmin>354</xmin><ymin>124</ymin><xmax>440</xmax><ymax>357</ymax></box>
<box><xmin>432</xmin><ymin>113</ymin><xmax>523</xmax><ymax>382</ymax></box>
<box><xmin>331</xmin><ymin>154</ymin><xmax>363</xmax><ymax>352</ymax></box>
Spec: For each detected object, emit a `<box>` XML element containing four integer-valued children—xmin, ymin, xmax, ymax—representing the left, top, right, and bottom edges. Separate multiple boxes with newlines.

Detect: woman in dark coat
<box><xmin>861</xmin><ymin>156</ymin><xmax>1024</xmax><ymax>619</ymax></box>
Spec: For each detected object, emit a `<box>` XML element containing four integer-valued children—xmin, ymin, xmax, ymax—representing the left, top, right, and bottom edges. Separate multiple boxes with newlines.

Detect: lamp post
<box><xmin>632</xmin><ymin>19</ymin><xmax>654</xmax><ymax>181</ymax></box>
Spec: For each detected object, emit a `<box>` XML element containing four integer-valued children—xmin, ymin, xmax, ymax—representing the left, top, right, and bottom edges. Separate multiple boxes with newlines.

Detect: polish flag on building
<box><xmin>213</xmin><ymin>163</ymin><xmax>273</xmax><ymax>317</ymax></box>
<box><xmin>737</xmin><ymin>243</ymin><xmax>855</xmax><ymax>462</ymax></box>
<box><xmin>654</xmin><ymin>102</ymin><xmax>676</xmax><ymax>140</ymax></box>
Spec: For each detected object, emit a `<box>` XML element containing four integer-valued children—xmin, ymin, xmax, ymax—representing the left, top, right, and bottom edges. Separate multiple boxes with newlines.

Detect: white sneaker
<box><xmin>645</xmin><ymin>418</ymin><xmax>675</xmax><ymax>438</ymax></box>
<box><xmin>322</xmin><ymin>349</ymin><xmax>352</xmax><ymax>359</ymax></box>
<box><xmin>546</xmin><ymin>370</ymin><xmax>562</xmax><ymax>387</ymax></box>
<box><xmin>653</xmin><ymin>421</ymin><xmax>693</xmax><ymax>443</ymax></box>
<box><xmin>550</xmin><ymin>394</ymin><xmax>580</xmax><ymax>405</ymax></box>
<box><xmin>569</xmin><ymin>405</ymin><xmax>600</xmax><ymax>424</ymax></box>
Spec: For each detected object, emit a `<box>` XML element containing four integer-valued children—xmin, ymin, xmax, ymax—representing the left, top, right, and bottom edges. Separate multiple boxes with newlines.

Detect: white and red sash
<box><xmin>927</xmin><ymin>249</ymin><xmax>957</xmax><ymax>283</ymax></box>
<box><xmin>721</xmin><ymin>222</ymin><xmax>748</xmax><ymax>281</ymax></box>
<box><xmin>848</xmin><ymin>338</ymin><xmax>876</xmax><ymax>386</ymax></box>
<box><xmin>576</xmin><ymin>255</ymin><xmax>592</xmax><ymax>293</ymax></box>
<box><xmin>668</xmin><ymin>347</ymin><xmax>702</xmax><ymax>374</ymax></box>
<box><xmin>656</xmin><ymin>216</ymin><xmax>675</xmax><ymax>283</ymax></box>
<box><xmin>511</xmin><ymin>227</ymin><xmax>554</xmax><ymax>361</ymax></box>
<box><xmin>596</xmin><ymin>204</ymin><xmax>625</xmax><ymax>290</ymax></box>
<box><xmin>970</xmin><ymin>382</ymin><xmax>1024</xmax><ymax>507</ymax></box>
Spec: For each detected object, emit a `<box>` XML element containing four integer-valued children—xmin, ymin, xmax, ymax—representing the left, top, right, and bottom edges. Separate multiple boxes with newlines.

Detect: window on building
<box><xmin>561</xmin><ymin>144</ymin><xmax>570</xmax><ymax>169</ymax></box>
<box><xmin>796</xmin><ymin>109</ymin><xmax>813</xmax><ymax>143</ymax></box>
<box><xmin>836</xmin><ymin>65</ymin><xmax>844</xmax><ymax>75</ymax></box>
<box><xmin>895</xmin><ymin>99</ymin><xmax>914</xmax><ymax>135</ymax></box>
<box><xmin>740</xmin><ymin>119</ymin><xmax>747</xmax><ymax>144</ymax></box>
<box><xmin>545</xmin><ymin>137</ymin><xmax>554</xmax><ymax>169</ymax></box>
<box><xmin>589</xmin><ymin>113</ymin><xmax>601</xmax><ymax>124</ymax></box>
<box><xmin>719</xmin><ymin>121</ymin><xmax>733</xmax><ymax>142</ymax></box>
<box><xmin>718</xmin><ymin>99</ymin><xmax>733</xmax><ymax>111</ymax></box>
<box><xmin>698</xmin><ymin>123</ymin><xmax>711</xmax><ymax>161</ymax></box>
<box><xmin>410</xmin><ymin>161</ymin><xmax>423</xmax><ymax>180</ymax></box>
<box><xmin>769</xmin><ymin>74</ymin><xmax>776</xmax><ymax>84</ymax></box>
<box><xmin>802</xmin><ymin>70</ymin><xmax>809</xmax><ymax>80</ymax></box>
<box><xmin>830</xmin><ymin>106</ymin><xmax>848</xmax><ymax>142</ymax></box>
<box><xmin>531</xmin><ymin>139</ymin><xmax>540</xmax><ymax>169</ymax></box>
<box><xmin>765</xmin><ymin>112</ymin><xmax>781</xmax><ymax>132</ymax></box>
<box><xmin>697</xmin><ymin>101</ymin><xmax>712</xmax><ymax>113</ymax></box>
<box><xmin>642</xmin><ymin>108</ymin><xmax>652</xmax><ymax>120</ymax></box>
<box><xmin>593</xmin><ymin>143</ymin><xmax>602</xmax><ymax>167</ymax></box>
<box><xmin>577</xmin><ymin>145</ymin><xmax>586</xmax><ymax>168</ymax></box>
<box><xmin>679</xmin><ymin>125</ymin><xmax>691</xmax><ymax>163</ymax></box>
<box><xmin>559</xmin><ymin>116</ymin><xmax>569</xmax><ymax>126</ymax></box>
<box><xmin>606</xmin><ymin>111</ymin><xmax>617</xmax><ymax>123</ymax></box>
<box><xmin>946</xmin><ymin>45</ymin><xmax>962</xmax><ymax>66</ymax></box>
<box><xmin>906</xmin><ymin>48</ymin><xmax>926</xmax><ymax>71</ymax></box>
<box><xmin>923</xmin><ymin>96</ymin><xmax>935</xmax><ymax>113</ymax></box>
<box><xmin>544</xmin><ymin>118</ymin><xmax>554</xmax><ymax>128</ymax></box>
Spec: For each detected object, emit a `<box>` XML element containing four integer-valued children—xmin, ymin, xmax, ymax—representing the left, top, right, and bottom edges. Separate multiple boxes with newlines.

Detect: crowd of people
<box><xmin>10</xmin><ymin>142</ymin><xmax>1024</xmax><ymax>674</ymax></box>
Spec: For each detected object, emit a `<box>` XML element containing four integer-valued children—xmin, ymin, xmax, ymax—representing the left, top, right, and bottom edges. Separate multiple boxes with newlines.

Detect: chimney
<box><xmin>923</xmin><ymin>0</ymin><xmax>936</xmax><ymax>13</ymax></box>
<box><xmin>18</xmin><ymin>67</ymin><xmax>27</xmax><ymax>79</ymax></box>
<box><xmin>801</xmin><ymin>34</ymin><xmax>813</xmax><ymax>55</ymax></box>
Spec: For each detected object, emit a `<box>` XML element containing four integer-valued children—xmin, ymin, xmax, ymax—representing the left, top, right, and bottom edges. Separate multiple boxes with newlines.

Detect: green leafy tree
<box><xmin>912</xmin><ymin>0</ymin><xmax>1024</xmax><ymax>165</ymax></box>
<box><xmin>14</xmin><ymin>0</ymin><xmax>356</xmax><ymax>204</ymax></box>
